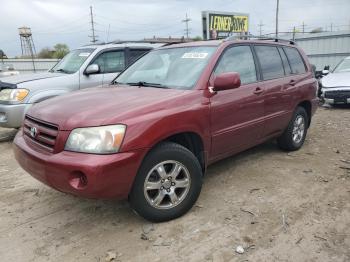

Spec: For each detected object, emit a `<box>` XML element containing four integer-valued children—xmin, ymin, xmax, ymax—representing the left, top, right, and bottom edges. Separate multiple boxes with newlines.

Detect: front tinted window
<box><xmin>214</xmin><ymin>45</ymin><xmax>257</xmax><ymax>84</ymax></box>
<box><xmin>129</xmin><ymin>49</ymin><xmax>150</xmax><ymax>65</ymax></box>
<box><xmin>93</xmin><ymin>51</ymin><xmax>125</xmax><ymax>73</ymax></box>
<box><xmin>51</xmin><ymin>48</ymin><xmax>95</xmax><ymax>74</ymax></box>
<box><xmin>116</xmin><ymin>46</ymin><xmax>217</xmax><ymax>90</ymax></box>
<box><xmin>255</xmin><ymin>45</ymin><xmax>285</xmax><ymax>80</ymax></box>
<box><xmin>283</xmin><ymin>47</ymin><xmax>307</xmax><ymax>74</ymax></box>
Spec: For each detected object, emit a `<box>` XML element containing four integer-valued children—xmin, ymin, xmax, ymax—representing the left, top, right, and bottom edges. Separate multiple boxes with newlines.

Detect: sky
<box><xmin>0</xmin><ymin>0</ymin><xmax>349</xmax><ymax>57</ymax></box>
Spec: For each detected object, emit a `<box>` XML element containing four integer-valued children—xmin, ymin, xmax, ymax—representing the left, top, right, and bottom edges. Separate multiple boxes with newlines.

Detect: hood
<box><xmin>322</xmin><ymin>72</ymin><xmax>350</xmax><ymax>88</ymax></box>
<box><xmin>28</xmin><ymin>85</ymin><xmax>188</xmax><ymax>130</ymax></box>
<box><xmin>0</xmin><ymin>72</ymin><xmax>64</xmax><ymax>85</ymax></box>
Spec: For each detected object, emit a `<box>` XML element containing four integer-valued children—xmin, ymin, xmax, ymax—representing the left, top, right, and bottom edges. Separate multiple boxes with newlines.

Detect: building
<box><xmin>294</xmin><ymin>30</ymin><xmax>350</xmax><ymax>70</ymax></box>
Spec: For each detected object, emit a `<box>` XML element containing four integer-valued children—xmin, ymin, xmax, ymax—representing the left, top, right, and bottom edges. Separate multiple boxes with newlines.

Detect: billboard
<box><xmin>202</xmin><ymin>11</ymin><xmax>249</xmax><ymax>40</ymax></box>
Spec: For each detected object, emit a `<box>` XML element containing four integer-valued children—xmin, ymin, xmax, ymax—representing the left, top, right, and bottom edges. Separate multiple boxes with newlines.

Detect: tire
<box><xmin>129</xmin><ymin>142</ymin><xmax>203</xmax><ymax>222</ymax></box>
<box><xmin>277</xmin><ymin>106</ymin><xmax>308</xmax><ymax>151</ymax></box>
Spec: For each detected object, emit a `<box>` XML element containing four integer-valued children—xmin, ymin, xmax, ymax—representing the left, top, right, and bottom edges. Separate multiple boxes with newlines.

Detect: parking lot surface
<box><xmin>0</xmin><ymin>107</ymin><xmax>349</xmax><ymax>262</ymax></box>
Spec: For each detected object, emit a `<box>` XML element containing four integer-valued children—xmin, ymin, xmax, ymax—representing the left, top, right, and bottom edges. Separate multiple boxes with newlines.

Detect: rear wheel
<box><xmin>277</xmin><ymin>106</ymin><xmax>308</xmax><ymax>151</ymax></box>
<box><xmin>129</xmin><ymin>142</ymin><xmax>202</xmax><ymax>222</ymax></box>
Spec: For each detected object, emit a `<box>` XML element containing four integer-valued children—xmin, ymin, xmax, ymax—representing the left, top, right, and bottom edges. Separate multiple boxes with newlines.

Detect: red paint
<box><xmin>14</xmin><ymin>40</ymin><xmax>318</xmax><ymax>199</ymax></box>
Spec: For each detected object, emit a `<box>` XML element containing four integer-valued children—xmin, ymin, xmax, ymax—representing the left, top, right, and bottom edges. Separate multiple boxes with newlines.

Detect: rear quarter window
<box><xmin>283</xmin><ymin>47</ymin><xmax>307</xmax><ymax>74</ymax></box>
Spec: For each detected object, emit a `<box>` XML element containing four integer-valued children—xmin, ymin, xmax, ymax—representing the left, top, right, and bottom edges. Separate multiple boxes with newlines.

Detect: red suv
<box><xmin>14</xmin><ymin>39</ymin><xmax>318</xmax><ymax>222</ymax></box>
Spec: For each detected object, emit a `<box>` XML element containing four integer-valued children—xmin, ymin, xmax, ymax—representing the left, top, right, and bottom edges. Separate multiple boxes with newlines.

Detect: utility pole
<box><xmin>275</xmin><ymin>0</ymin><xmax>279</xmax><ymax>38</ymax></box>
<box><xmin>182</xmin><ymin>13</ymin><xmax>191</xmax><ymax>39</ymax></box>
<box><xmin>302</xmin><ymin>21</ymin><xmax>306</xmax><ymax>34</ymax></box>
<box><xmin>330</xmin><ymin>23</ymin><xmax>333</xmax><ymax>32</ymax></box>
<box><xmin>258</xmin><ymin>21</ymin><xmax>264</xmax><ymax>37</ymax></box>
<box><xmin>89</xmin><ymin>6</ymin><xmax>98</xmax><ymax>43</ymax></box>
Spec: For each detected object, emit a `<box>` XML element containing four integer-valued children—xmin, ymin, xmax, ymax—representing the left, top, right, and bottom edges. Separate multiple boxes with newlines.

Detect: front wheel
<box><xmin>129</xmin><ymin>142</ymin><xmax>203</xmax><ymax>222</ymax></box>
<box><xmin>277</xmin><ymin>106</ymin><xmax>308</xmax><ymax>151</ymax></box>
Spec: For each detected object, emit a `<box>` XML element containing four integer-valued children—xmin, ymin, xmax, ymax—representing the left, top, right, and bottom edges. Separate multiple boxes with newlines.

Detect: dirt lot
<box><xmin>0</xmin><ymin>106</ymin><xmax>349</xmax><ymax>262</ymax></box>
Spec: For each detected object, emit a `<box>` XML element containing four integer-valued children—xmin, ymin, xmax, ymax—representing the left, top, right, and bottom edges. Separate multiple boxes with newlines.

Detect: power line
<box><xmin>89</xmin><ymin>6</ymin><xmax>98</xmax><ymax>43</ymax></box>
<box><xmin>182</xmin><ymin>13</ymin><xmax>191</xmax><ymax>39</ymax></box>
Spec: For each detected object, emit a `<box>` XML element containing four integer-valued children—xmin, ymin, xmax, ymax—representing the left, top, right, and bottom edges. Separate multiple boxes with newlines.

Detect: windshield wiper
<box><xmin>126</xmin><ymin>81</ymin><xmax>169</xmax><ymax>89</ymax></box>
<box><xmin>55</xmin><ymin>68</ymin><xmax>69</xmax><ymax>74</ymax></box>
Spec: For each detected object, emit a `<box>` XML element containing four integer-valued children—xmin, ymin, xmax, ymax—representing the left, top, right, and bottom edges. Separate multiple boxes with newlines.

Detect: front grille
<box><xmin>324</xmin><ymin>90</ymin><xmax>350</xmax><ymax>99</ymax></box>
<box><xmin>23</xmin><ymin>115</ymin><xmax>59</xmax><ymax>152</ymax></box>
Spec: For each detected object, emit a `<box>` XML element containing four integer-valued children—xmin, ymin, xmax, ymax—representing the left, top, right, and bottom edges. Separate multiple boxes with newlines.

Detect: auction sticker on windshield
<box><xmin>182</xmin><ymin>52</ymin><xmax>209</xmax><ymax>59</ymax></box>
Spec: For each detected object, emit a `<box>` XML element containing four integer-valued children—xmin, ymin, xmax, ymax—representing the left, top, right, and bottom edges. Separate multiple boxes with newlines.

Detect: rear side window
<box><xmin>255</xmin><ymin>45</ymin><xmax>285</xmax><ymax>80</ymax></box>
<box><xmin>278</xmin><ymin>47</ymin><xmax>292</xmax><ymax>75</ymax></box>
<box><xmin>129</xmin><ymin>49</ymin><xmax>150</xmax><ymax>65</ymax></box>
<box><xmin>283</xmin><ymin>47</ymin><xmax>307</xmax><ymax>74</ymax></box>
<box><xmin>214</xmin><ymin>45</ymin><xmax>257</xmax><ymax>84</ymax></box>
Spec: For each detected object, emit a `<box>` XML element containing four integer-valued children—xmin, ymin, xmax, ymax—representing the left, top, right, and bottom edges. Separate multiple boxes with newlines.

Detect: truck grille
<box><xmin>23</xmin><ymin>115</ymin><xmax>59</xmax><ymax>152</ymax></box>
<box><xmin>324</xmin><ymin>90</ymin><xmax>350</xmax><ymax>99</ymax></box>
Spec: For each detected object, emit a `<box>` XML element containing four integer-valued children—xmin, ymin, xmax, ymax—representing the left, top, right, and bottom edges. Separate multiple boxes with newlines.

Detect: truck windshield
<box><xmin>116</xmin><ymin>46</ymin><xmax>217</xmax><ymax>89</ymax></box>
<box><xmin>51</xmin><ymin>48</ymin><xmax>95</xmax><ymax>74</ymax></box>
<box><xmin>333</xmin><ymin>58</ymin><xmax>350</xmax><ymax>73</ymax></box>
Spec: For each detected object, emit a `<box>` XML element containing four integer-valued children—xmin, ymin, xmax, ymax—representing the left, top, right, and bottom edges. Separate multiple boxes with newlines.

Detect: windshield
<box><xmin>116</xmin><ymin>46</ymin><xmax>217</xmax><ymax>89</ymax></box>
<box><xmin>51</xmin><ymin>48</ymin><xmax>95</xmax><ymax>74</ymax></box>
<box><xmin>333</xmin><ymin>58</ymin><xmax>350</xmax><ymax>73</ymax></box>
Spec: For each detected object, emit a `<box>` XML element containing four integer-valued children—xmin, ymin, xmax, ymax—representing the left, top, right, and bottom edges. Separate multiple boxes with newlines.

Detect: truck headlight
<box><xmin>0</xmin><ymin>89</ymin><xmax>29</xmax><ymax>102</ymax></box>
<box><xmin>65</xmin><ymin>125</ymin><xmax>126</xmax><ymax>154</ymax></box>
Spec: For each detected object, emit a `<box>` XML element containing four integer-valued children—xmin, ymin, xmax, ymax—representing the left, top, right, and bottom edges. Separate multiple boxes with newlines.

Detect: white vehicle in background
<box><xmin>321</xmin><ymin>56</ymin><xmax>350</xmax><ymax>105</ymax></box>
<box><xmin>0</xmin><ymin>64</ymin><xmax>19</xmax><ymax>78</ymax></box>
<box><xmin>0</xmin><ymin>42</ymin><xmax>163</xmax><ymax>128</ymax></box>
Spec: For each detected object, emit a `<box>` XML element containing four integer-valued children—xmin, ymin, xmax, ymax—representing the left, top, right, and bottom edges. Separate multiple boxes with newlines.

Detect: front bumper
<box><xmin>14</xmin><ymin>131</ymin><xmax>147</xmax><ymax>199</ymax></box>
<box><xmin>0</xmin><ymin>103</ymin><xmax>32</xmax><ymax>128</ymax></box>
<box><xmin>322</xmin><ymin>87</ymin><xmax>350</xmax><ymax>104</ymax></box>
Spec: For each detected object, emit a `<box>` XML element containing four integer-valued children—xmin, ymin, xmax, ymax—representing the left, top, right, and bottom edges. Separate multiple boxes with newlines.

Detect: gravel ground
<box><xmin>0</xmin><ymin>106</ymin><xmax>349</xmax><ymax>262</ymax></box>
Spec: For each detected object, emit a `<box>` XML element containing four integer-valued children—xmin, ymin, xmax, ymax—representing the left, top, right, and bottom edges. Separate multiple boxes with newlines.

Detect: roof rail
<box><xmin>107</xmin><ymin>39</ymin><xmax>188</xmax><ymax>45</ymax></box>
<box><xmin>224</xmin><ymin>34</ymin><xmax>296</xmax><ymax>45</ymax></box>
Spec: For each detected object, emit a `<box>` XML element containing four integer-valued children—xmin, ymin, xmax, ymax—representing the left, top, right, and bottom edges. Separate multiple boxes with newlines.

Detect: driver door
<box><xmin>80</xmin><ymin>50</ymin><xmax>125</xmax><ymax>89</ymax></box>
<box><xmin>209</xmin><ymin>45</ymin><xmax>265</xmax><ymax>160</ymax></box>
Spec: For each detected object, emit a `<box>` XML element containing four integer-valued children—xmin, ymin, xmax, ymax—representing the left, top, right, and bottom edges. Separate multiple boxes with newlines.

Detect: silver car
<box><xmin>0</xmin><ymin>42</ymin><xmax>161</xmax><ymax>128</ymax></box>
<box><xmin>321</xmin><ymin>56</ymin><xmax>350</xmax><ymax>105</ymax></box>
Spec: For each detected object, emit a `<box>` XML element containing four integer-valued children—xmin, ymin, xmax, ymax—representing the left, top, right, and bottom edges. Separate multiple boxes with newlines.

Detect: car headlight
<box><xmin>65</xmin><ymin>125</ymin><xmax>126</xmax><ymax>154</ymax></box>
<box><xmin>0</xmin><ymin>88</ymin><xmax>29</xmax><ymax>102</ymax></box>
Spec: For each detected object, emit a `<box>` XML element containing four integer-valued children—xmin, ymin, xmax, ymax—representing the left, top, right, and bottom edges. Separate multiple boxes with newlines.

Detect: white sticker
<box><xmin>79</xmin><ymin>52</ymin><xmax>91</xmax><ymax>57</ymax></box>
<box><xmin>182</xmin><ymin>52</ymin><xmax>208</xmax><ymax>59</ymax></box>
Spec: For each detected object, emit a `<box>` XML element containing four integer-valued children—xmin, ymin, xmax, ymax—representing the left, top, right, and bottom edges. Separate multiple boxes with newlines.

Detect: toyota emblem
<box><xmin>30</xmin><ymin>127</ymin><xmax>38</xmax><ymax>138</ymax></box>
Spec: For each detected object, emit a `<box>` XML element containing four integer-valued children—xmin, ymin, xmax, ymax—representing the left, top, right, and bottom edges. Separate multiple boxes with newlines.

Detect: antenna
<box><xmin>18</xmin><ymin>26</ymin><xmax>36</xmax><ymax>72</ymax></box>
<box><xmin>182</xmin><ymin>13</ymin><xmax>191</xmax><ymax>39</ymax></box>
<box><xmin>275</xmin><ymin>0</ymin><xmax>279</xmax><ymax>38</ymax></box>
<box><xmin>89</xmin><ymin>6</ymin><xmax>98</xmax><ymax>43</ymax></box>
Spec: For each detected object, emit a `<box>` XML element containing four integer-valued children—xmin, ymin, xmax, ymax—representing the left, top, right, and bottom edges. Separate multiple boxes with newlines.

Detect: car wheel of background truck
<box><xmin>277</xmin><ymin>106</ymin><xmax>308</xmax><ymax>151</ymax></box>
<box><xmin>129</xmin><ymin>142</ymin><xmax>203</xmax><ymax>222</ymax></box>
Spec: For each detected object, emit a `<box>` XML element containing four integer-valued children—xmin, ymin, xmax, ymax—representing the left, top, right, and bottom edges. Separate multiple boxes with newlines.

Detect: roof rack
<box><xmin>224</xmin><ymin>34</ymin><xmax>295</xmax><ymax>45</ymax></box>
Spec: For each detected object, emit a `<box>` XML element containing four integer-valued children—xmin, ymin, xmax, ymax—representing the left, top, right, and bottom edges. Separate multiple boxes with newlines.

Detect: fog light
<box><xmin>69</xmin><ymin>171</ymin><xmax>88</xmax><ymax>190</ymax></box>
<box><xmin>0</xmin><ymin>112</ymin><xmax>7</xmax><ymax>122</ymax></box>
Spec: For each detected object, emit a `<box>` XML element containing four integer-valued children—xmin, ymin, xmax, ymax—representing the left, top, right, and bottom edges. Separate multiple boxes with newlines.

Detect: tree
<box><xmin>53</xmin><ymin>44</ymin><xmax>69</xmax><ymax>59</ymax></box>
<box><xmin>192</xmin><ymin>36</ymin><xmax>203</xmax><ymax>41</ymax></box>
<box><xmin>37</xmin><ymin>47</ymin><xmax>55</xmax><ymax>58</ymax></box>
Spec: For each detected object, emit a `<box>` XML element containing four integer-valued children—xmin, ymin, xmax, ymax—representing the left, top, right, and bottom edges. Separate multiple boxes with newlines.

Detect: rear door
<box><xmin>253</xmin><ymin>44</ymin><xmax>292</xmax><ymax>138</ymax></box>
<box><xmin>209</xmin><ymin>45</ymin><xmax>265</xmax><ymax>160</ymax></box>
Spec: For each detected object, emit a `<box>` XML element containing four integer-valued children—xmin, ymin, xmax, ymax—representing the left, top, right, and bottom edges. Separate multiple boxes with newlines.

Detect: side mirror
<box><xmin>85</xmin><ymin>64</ymin><xmax>100</xmax><ymax>75</ymax></box>
<box><xmin>322</xmin><ymin>69</ymin><xmax>329</xmax><ymax>75</ymax></box>
<box><xmin>211</xmin><ymin>72</ymin><xmax>241</xmax><ymax>92</ymax></box>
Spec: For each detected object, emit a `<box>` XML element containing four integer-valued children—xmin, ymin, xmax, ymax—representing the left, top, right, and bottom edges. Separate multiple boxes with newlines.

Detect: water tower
<box><xmin>18</xmin><ymin>26</ymin><xmax>36</xmax><ymax>71</ymax></box>
<box><xmin>19</xmin><ymin>27</ymin><xmax>37</xmax><ymax>58</ymax></box>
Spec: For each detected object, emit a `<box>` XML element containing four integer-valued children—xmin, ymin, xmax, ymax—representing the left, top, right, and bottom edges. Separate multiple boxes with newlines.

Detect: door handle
<box><xmin>289</xmin><ymin>79</ymin><xmax>296</xmax><ymax>86</ymax></box>
<box><xmin>253</xmin><ymin>87</ymin><xmax>264</xmax><ymax>95</ymax></box>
